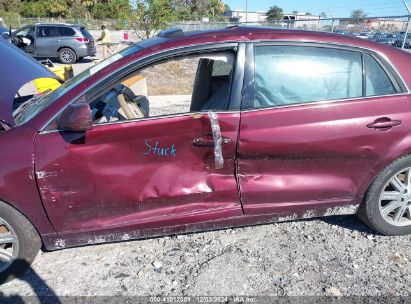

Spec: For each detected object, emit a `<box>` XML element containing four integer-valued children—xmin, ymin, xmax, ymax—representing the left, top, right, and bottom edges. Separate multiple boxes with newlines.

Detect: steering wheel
<box><xmin>116</xmin><ymin>86</ymin><xmax>145</xmax><ymax>119</ymax></box>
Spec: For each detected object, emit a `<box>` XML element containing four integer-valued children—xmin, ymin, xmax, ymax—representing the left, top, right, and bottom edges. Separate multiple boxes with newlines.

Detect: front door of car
<box><xmin>34</xmin><ymin>48</ymin><xmax>243</xmax><ymax>233</ymax></box>
<box><xmin>35</xmin><ymin>26</ymin><xmax>60</xmax><ymax>57</ymax></box>
<box><xmin>238</xmin><ymin>44</ymin><xmax>411</xmax><ymax>216</ymax></box>
<box><xmin>12</xmin><ymin>26</ymin><xmax>35</xmax><ymax>55</ymax></box>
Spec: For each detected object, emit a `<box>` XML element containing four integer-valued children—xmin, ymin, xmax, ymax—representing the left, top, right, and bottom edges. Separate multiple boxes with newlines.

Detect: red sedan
<box><xmin>1</xmin><ymin>26</ymin><xmax>411</xmax><ymax>282</ymax></box>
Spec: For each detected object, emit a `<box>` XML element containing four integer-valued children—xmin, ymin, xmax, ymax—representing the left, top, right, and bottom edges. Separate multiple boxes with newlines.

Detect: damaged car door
<box><xmin>238</xmin><ymin>44</ymin><xmax>411</xmax><ymax>216</ymax></box>
<box><xmin>33</xmin><ymin>47</ymin><xmax>243</xmax><ymax>233</ymax></box>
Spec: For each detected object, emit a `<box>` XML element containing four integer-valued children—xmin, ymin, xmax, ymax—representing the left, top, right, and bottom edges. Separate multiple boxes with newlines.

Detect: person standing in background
<box><xmin>96</xmin><ymin>25</ymin><xmax>112</xmax><ymax>59</ymax></box>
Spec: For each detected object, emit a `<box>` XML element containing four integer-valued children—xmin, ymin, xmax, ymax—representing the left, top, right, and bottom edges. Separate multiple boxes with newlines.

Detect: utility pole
<box><xmin>402</xmin><ymin>0</ymin><xmax>411</xmax><ymax>50</ymax></box>
<box><xmin>245</xmin><ymin>0</ymin><xmax>248</xmax><ymax>23</ymax></box>
<box><xmin>328</xmin><ymin>8</ymin><xmax>335</xmax><ymax>32</ymax></box>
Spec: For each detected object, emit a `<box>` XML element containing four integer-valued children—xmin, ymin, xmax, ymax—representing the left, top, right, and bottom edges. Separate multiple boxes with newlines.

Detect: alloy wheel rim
<box><xmin>379</xmin><ymin>167</ymin><xmax>411</xmax><ymax>227</ymax></box>
<box><xmin>61</xmin><ymin>51</ymin><xmax>73</xmax><ymax>63</ymax></box>
<box><xmin>0</xmin><ymin>217</ymin><xmax>19</xmax><ymax>272</ymax></box>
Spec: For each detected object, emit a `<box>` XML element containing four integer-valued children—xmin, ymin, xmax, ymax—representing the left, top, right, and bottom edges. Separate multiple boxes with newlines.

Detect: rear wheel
<box><xmin>0</xmin><ymin>201</ymin><xmax>41</xmax><ymax>284</ymax></box>
<box><xmin>58</xmin><ymin>47</ymin><xmax>76</xmax><ymax>64</ymax></box>
<box><xmin>359</xmin><ymin>155</ymin><xmax>411</xmax><ymax>235</ymax></box>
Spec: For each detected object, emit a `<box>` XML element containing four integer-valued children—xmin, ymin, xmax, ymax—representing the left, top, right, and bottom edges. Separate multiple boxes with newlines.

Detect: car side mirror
<box><xmin>57</xmin><ymin>101</ymin><xmax>92</xmax><ymax>132</ymax></box>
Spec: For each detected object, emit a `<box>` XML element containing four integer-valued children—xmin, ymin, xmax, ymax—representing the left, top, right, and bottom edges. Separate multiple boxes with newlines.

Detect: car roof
<box><xmin>154</xmin><ymin>26</ymin><xmax>378</xmax><ymax>44</ymax></box>
<box><xmin>34</xmin><ymin>23</ymin><xmax>82</xmax><ymax>27</ymax></box>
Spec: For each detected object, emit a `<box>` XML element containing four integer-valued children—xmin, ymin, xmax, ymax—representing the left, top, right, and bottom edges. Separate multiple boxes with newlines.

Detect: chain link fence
<box><xmin>173</xmin><ymin>15</ymin><xmax>411</xmax><ymax>50</ymax></box>
<box><xmin>2</xmin><ymin>15</ymin><xmax>411</xmax><ymax>50</ymax></box>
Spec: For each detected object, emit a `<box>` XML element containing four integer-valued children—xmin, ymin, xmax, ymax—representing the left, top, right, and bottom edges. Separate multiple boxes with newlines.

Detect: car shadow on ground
<box><xmin>0</xmin><ymin>260</ymin><xmax>61</xmax><ymax>304</ymax></box>
<box><xmin>320</xmin><ymin>214</ymin><xmax>376</xmax><ymax>234</ymax></box>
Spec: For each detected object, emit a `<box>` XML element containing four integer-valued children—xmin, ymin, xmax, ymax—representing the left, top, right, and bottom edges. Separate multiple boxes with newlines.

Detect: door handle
<box><xmin>193</xmin><ymin>137</ymin><xmax>214</xmax><ymax>147</ymax></box>
<box><xmin>56</xmin><ymin>39</ymin><xmax>61</xmax><ymax>42</ymax></box>
<box><xmin>367</xmin><ymin>117</ymin><xmax>402</xmax><ymax>130</ymax></box>
<box><xmin>193</xmin><ymin>136</ymin><xmax>231</xmax><ymax>147</ymax></box>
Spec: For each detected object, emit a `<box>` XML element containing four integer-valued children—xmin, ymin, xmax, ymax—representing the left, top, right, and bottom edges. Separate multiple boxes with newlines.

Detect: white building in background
<box><xmin>224</xmin><ymin>10</ymin><xmax>267</xmax><ymax>23</ymax></box>
<box><xmin>223</xmin><ymin>10</ymin><xmax>319</xmax><ymax>27</ymax></box>
<box><xmin>282</xmin><ymin>12</ymin><xmax>320</xmax><ymax>28</ymax></box>
<box><xmin>283</xmin><ymin>12</ymin><xmax>319</xmax><ymax>21</ymax></box>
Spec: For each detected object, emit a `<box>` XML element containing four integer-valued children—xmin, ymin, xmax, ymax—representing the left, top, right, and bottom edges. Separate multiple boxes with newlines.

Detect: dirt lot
<box><xmin>2</xmin><ymin>43</ymin><xmax>410</xmax><ymax>300</ymax></box>
<box><xmin>0</xmin><ymin>216</ymin><xmax>410</xmax><ymax>298</ymax></box>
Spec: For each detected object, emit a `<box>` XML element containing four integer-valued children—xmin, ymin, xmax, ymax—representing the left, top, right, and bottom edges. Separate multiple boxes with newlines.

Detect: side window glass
<box><xmin>15</xmin><ymin>28</ymin><xmax>27</xmax><ymax>36</ymax></box>
<box><xmin>364</xmin><ymin>54</ymin><xmax>397</xmax><ymax>96</ymax></box>
<box><xmin>252</xmin><ymin>46</ymin><xmax>363</xmax><ymax>109</ymax></box>
<box><xmin>16</xmin><ymin>27</ymin><xmax>33</xmax><ymax>37</ymax></box>
<box><xmin>38</xmin><ymin>26</ymin><xmax>46</xmax><ymax>37</ymax></box>
<box><xmin>59</xmin><ymin>27</ymin><xmax>75</xmax><ymax>37</ymax></box>
<box><xmin>87</xmin><ymin>52</ymin><xmax>235</xmax><ymax>125</ymax></box>
<box><xmin>38</xmin><ymin>27</ymin><xmax>59</xmax><ymax>38</ymax></box>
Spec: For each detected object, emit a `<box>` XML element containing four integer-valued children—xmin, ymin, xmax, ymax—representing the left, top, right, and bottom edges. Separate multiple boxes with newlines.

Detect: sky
<box><xmin>224</xmin><ymin>0</ymin><xmax>411</xmax><ymax>18</ymax></box>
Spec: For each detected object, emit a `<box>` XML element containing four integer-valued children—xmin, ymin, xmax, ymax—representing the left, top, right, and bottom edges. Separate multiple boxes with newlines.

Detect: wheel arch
<box><xmin>57</xmin><ymin>46</ymin><xmax>77</xmax><ymax>63</ymax></box>
<box><xmin>0</xmin><ymin>198</ymin><xmax>45</xmax><ymax>247</ymax></box>
<box><xmin>57</xmin><ymin>46</ymin><xmax>76</xmax><ymax>54</ymax></box>
<box><xmin>355</xmin><ymin>136</ymin><xmax>411</xmax><ymax>202</ymax></box>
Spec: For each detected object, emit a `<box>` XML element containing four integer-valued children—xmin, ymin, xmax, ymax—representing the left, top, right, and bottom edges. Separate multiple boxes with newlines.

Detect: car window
<box><xmin>364</xmin><ymin>54</ymin><xmax>396</xmax><ymax>96</ymax></box>
<box><xmin>15</xmin><ymin>26</ymin><xmax>34</xmax><ymax>37</ymax></box>
<box><xmin>80</xmin><ymin>27</ymin><xmax>93</xmax><ymax>40</ymax></box>
<box><xmin>252</xmin><ymin>46</ymin><xmax>363</xmax><ymax>109</ymax></box>
<box><xmin>59</xmin><ymin>27</ymin><xmax>76</xmax><ymax>37</ymax></box>
<box><xmin>38</xmin><ymin>26</ymin><xmax>60</xmax><ymax>38</ymax></box>
<box><xmin>87</xmin><ymin>52</ymin><xmax>235</xmax><ymax>125</ymax></box>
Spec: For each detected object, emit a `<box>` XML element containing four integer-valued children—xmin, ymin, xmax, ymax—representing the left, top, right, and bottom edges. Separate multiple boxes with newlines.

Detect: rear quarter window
<box><xmin>80</xmin><ymin>27</ymin><xmax>93</xmax><ymax>40</ymax></box>
<box><xmin>59</xmin><ymin>27</ymin><xmax>76</xmax><ymax>37</ymax></box>
<box><xmin>364</xmin><ymin>54</ymin><xmax>397</xmax><ymax>96</ymax></box>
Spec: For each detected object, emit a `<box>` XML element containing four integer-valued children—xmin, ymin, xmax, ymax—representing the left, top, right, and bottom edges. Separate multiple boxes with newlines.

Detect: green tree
<box><xmin>92</xmin><ymin>0</ymin><xmax>131</xmax><ymax>19</ymax></box>
<box><xmin>172</xmin><ymin>0</ymin><xmax>193</xmax><ymax>21</ymax></box>
<box><xmin>20</xmin><ymin>0</ymin><xmax>70</xmax><ymax>18</ymax></box>
<box><xmin>266</xmin><ymin>5</ymin><xmax>283</xmax><ymax>22</ymax></box>
<box><xmin>351</xmin><ymin>9</ymin><xmax>366</xmax><ymax>19</ymax></box>
<box><xmin>131</xmin><ymin>0</ymin><xmax>176</xmax><ymax>39</ymax></box>
<box><xmin>350</xmin><ymin>9</ymin><xmax>367</xmax><ymax>24</ymax></box>
<box><xmin>67</xmin><ymin>0</ymin><xmax>90</xmax><ymax>19</ymax></box>
<box><xmin>0</xmin><ymin>0</ymin><xmax>22</xmax><ymax>12</ymax></box>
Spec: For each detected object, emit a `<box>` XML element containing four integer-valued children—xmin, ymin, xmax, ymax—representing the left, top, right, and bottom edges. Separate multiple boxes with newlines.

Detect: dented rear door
<box><xmin>34</xmin><ymin>113</ymin><xmax>242</xmax><ymax>232</ymax></box>
<box><xmin>237</xmin><ymin>43</ymin><xmax>411</xmax><ymax>216</ymax></box>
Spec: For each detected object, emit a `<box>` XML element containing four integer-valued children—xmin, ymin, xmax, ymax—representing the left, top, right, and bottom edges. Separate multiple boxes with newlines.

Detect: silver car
<box><xmin>4</xmin><ymin>23</ymin><xmax>96</xmax><ymax>63</ymax></box>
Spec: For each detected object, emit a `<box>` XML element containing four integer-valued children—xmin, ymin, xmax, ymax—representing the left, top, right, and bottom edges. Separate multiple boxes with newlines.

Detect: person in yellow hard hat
<box><xmin>96</xmin><ymin>25</ymin><xmax>112</xmax><ymax>59</ymax></box>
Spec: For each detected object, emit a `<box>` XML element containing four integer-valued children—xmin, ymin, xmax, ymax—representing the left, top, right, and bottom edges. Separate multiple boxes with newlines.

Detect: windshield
<box><xmin>13</xmin><ymin>44</ymin><xmax>144</xmax><ymax>126</ymax></box>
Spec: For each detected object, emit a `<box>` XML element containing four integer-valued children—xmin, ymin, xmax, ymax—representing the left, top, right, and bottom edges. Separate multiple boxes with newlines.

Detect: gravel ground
<box><xmin>0</xmin><ymin>215</ymin><xmax>410</xmax><ymax>298</ymax></box>
<box><xmin>3</xmin><ymin>35</ymin><xmax>411</xmax><ymax>300</ymax></box>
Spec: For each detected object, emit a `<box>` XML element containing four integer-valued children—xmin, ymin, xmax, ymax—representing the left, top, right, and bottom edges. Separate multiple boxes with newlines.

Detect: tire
<box><xmin>0</xmin><ymin>201</ymin><xmax>41</xmax><ymax>284</ymax></box>
<box><xmin>58</xmin><ymin>47</ymin><xmax>77</xmax><ymax>64</ymax></box>
<box><xmin>359</xmin><ymin>155</ymin><xmax>411</xmax><ymax>235</ymax></box>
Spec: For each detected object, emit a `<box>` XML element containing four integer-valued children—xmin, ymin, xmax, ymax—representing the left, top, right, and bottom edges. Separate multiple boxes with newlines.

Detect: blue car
<box><xmin>0</xmin><ymin>26</ymin><xmax>9</xmax><ymax>38</ymax></box>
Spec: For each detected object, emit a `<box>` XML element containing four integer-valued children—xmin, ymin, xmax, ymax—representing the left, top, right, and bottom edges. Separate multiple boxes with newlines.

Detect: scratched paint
<box><xmin>36</xmin><ymin>171</ymin><xmax>61</xmax><ymax>179</ymax></box>
<box><xmin>54</xmin><ymin>239</ymin><xmax>66</xmax><ymax>249</ymax></box>
<box><xmin>45</xmin><ymin>202</ymin><xmax>361</xmax><ymax>250</ymax></box>
<box><xmin>324</xmin><ymin>204</ymin><xmax>359</xmax><ymax>216</ymax></box>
